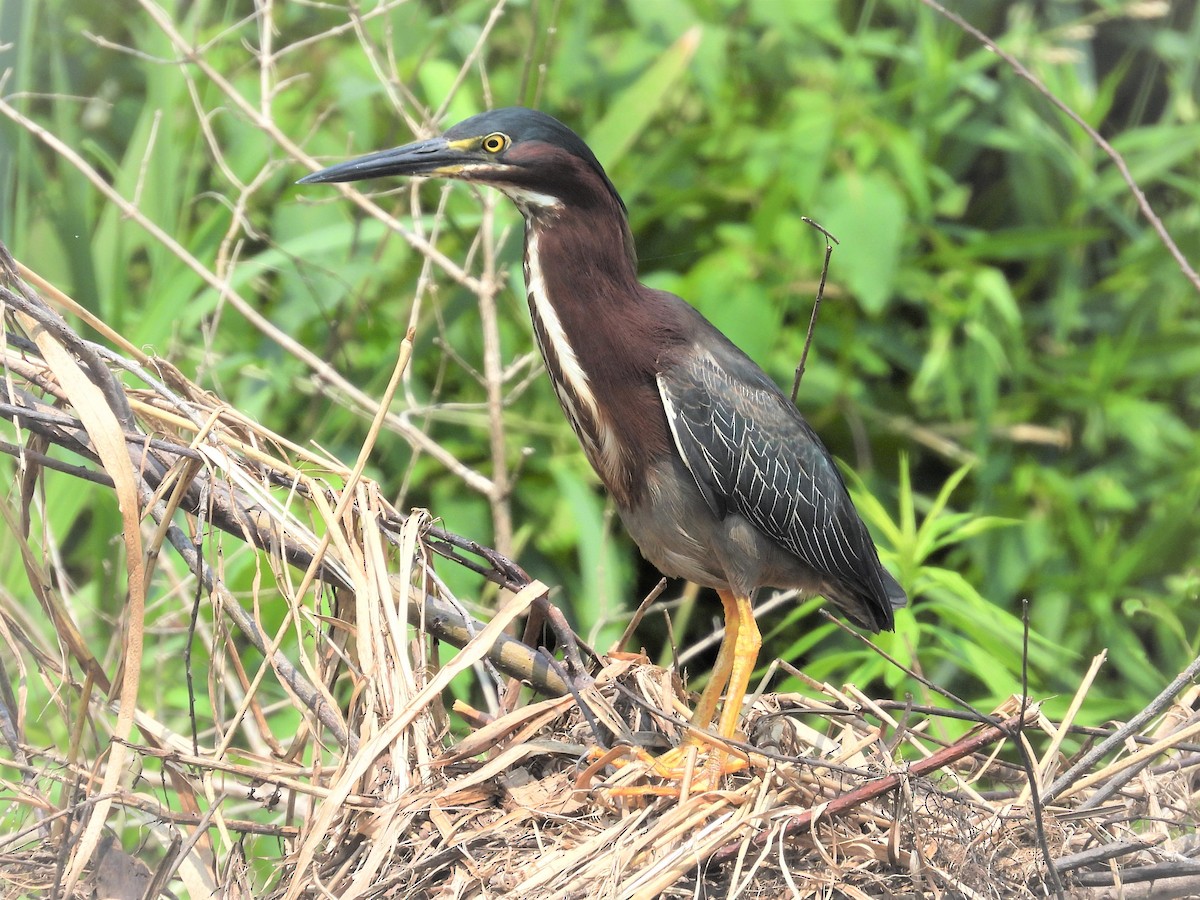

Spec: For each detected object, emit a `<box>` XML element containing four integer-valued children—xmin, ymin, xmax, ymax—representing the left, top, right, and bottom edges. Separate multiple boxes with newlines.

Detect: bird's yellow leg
<box><xmin>712</xmin><ymin>591</ymin><xmax>761</xmax><ymax>741</ymax></box>
<box><xmin>647</xmin><ymin>590</ymin><xmax>761</xmax><ymax>786</ymax></box>
<box><xmin>686</xmin><ymin>589</ymin><xmax>741</xmax><ymax>732</ymax></box>
<box><xmin>579</xmin><ymin>591</ymin><xmax>762</xmax><ymax>796</ymax></box>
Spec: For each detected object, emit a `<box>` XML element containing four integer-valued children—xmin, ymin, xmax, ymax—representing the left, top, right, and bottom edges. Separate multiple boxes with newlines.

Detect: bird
<box><xmin>299</xmin><ymin>107</ymin><xmax>906</xmax><ymax>784</ymax></box>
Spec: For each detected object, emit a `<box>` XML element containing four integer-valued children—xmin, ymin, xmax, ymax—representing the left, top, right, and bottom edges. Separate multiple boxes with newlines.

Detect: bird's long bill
<box><xmin>297</xmin><ymin>137</ymin><xmax>469</xmax><ymax>185</ymax></box>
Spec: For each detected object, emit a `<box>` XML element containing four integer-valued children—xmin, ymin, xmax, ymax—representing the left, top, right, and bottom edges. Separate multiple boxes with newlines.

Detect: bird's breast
<box><xmin>524</xmin><ymin>245</ymin><xmax>633</xmax><ymax>502</ymax></box>
<box><xmin>521</xmin><ymin>231</ymin><xmax>675</xmax><ymax>509</ymax></box>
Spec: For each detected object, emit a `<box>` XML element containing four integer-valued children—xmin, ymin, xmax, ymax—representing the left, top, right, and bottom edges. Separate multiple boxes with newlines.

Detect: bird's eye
<box><xmin>481</xmin><ymin>133</ymin><xmax>509</xmax><ymax>153</ymax></box>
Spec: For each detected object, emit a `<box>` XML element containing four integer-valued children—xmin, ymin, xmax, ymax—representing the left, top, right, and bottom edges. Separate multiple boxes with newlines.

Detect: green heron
<box><xmin>299</xmin><ymin>107</ymin><xmax>906</xmax><ymax>781</ymax></box>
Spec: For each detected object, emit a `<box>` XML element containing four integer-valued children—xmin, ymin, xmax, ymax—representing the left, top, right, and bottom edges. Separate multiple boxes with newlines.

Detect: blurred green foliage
<box><xmin>2</xmin><ymin>0</ymin><xmax>1198</xmax><ymax>736</ymax></box>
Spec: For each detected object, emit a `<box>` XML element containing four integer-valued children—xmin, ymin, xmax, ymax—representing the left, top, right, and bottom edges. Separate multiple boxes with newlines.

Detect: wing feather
<box><xmin>657</xmin><ymin>348</ymin><xmax>903</xmax><ymax>629</ymax></box>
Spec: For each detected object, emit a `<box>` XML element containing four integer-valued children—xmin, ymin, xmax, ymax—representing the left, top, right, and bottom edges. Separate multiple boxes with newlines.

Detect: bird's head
<box><xmin>298</xmin><ymin>107</ymin><xmax>626</xmax><ymax>217</ymax></box>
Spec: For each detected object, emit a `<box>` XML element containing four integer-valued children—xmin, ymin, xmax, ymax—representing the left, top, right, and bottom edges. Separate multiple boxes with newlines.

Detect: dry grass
<box><xmin>1</xmin><ymin>246</ymin><xmax>1199</xmax><ymax>899</ymax></box>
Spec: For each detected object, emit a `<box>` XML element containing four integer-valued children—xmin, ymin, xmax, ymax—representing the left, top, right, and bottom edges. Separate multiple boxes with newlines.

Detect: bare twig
<box><xmin>918</xmin><ymin>0</ymin><xmax>1200</xmax><ymax>295</ymax></box>
<box><xmin>1044</xmin><ymin>652</ymin><xmax>1200</xmax><ymax>802</ymax></box>
<box><xmin>791</xmin><ymin>218</ymin><xmax>839</xmax><ymax>403</ymax></box>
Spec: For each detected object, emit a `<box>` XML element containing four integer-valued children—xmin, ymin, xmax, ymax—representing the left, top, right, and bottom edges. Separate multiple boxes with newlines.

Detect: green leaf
<box><xmin>815</xmin><ymin>171</ymin><xmax>906</xmax><ymax>314</ymax></box>
<box><xmin>588</xmin><ymin>26</ymin><xmax>701</xmax><ymax>167</ymax></box>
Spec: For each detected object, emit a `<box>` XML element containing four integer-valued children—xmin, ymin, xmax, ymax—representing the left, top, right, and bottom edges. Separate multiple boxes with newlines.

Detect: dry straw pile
<box><xmin>1</xmin><ymin>243</ymin><xmax>1198</xmax><ymax>898</ymax></box>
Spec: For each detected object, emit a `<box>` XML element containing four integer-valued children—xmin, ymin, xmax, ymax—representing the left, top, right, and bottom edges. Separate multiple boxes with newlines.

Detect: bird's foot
<box><xmin>577</xmin><ymin>732</ymin><xmax>752</xmax><ymax>798</ymax></box>
<box><xmin>646</xmin><ymin>739</ymin><xmax>751</xmax><ymax>794</ymax></box>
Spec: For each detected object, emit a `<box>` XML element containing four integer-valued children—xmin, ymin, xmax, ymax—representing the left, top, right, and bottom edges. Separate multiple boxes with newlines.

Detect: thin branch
<box><xmin>791</xmin><ymin>218</ymin><xmax>839</xmax><ymax>403</ymax></box>
<box><xmin>918</xmin><ymin>0</ymin><xmax>1200</xmax><ymax>295</ymax></box>
<box><xmin>1044</xmin><ymin>651</ymin><xmax>1200</xmax><ymax>803</ymax></box>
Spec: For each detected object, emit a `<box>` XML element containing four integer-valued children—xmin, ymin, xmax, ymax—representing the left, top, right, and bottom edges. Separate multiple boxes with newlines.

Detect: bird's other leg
<box><xmin>685</xmin><ymin>589</ymin><xmax>742</xmax><ymax>732</ymax></box>
<box><xmin>581</xmin><ymin>590</ymin><xmax>763</xmax><ymax>796</ymax></box>
<box><xmin>711</xmin><ymin>590</ymin><xmax>761</xmax><ymax>741</ymax></box>
<box><xmin>641</xmin><ymin>589</ymin><xmax>761</xmax><ymax>789</ymax></box>
<box><xmin>687</xmin><ymin>590</ymin><xmax>761</xmax><ymax>786</ymax></box>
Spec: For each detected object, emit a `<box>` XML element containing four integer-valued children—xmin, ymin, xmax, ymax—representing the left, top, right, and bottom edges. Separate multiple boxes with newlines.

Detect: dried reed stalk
<box><xmin>2</xmin><ymin>242</ymin><xmax>1199</xmax><ymax>898</ymax></box>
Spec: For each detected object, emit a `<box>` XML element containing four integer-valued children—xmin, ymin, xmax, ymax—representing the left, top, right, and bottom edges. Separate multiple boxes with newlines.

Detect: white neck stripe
<box><xmin>525</xmin><ymin>234</ymin><xmax>598</xmax><ymax>421</ymax></box>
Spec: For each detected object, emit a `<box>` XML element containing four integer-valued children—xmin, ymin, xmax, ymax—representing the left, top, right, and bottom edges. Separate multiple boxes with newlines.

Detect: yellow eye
<box><xmin>481</xmin><ymin>133</ymin><xmax>508</xmax><ymax>153</ymax></box>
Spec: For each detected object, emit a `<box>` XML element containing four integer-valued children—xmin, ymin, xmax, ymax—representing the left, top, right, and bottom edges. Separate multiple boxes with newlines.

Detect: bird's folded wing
<box><xmin>655</xmin><ymin>351</ymin><xmax>877</xmax><ymax>588</ymax></box>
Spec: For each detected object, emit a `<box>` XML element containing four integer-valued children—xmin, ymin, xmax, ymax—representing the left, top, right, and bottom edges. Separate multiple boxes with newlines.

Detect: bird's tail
<box><xmin>882</xmin><ymin>569</ymin><xmax>907</xmax><ymax>611</ymax></box>
<box><xmin>830</xmin><ymin>565</ymin><xmax>906</xmax><ymax>633</ymax></box>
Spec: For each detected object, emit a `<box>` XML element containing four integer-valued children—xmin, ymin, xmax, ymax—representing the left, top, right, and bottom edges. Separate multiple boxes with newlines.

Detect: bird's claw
<box><xmin>576</xmin><ymin>735</ymin><xmax>751</xmax><ymax>798</ymax></box>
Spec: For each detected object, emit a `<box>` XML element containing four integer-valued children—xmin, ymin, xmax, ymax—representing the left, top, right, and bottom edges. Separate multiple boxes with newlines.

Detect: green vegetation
<box><xmin>2</xmin><ymin>0</ymin><xmax>1197</xmax><ymax>742</ymax></box>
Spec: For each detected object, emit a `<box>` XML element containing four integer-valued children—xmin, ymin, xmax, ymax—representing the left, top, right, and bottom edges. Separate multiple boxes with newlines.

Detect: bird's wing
<box><xmin>656</xmin><ymin>346</ymin><xmax>901</xmax><ymax>627</ymax></box>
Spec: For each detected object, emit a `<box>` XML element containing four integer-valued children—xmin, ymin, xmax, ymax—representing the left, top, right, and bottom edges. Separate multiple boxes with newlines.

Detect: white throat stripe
<box><xmin>503</xmin><ymin>185</ymin><xmax>563</xmax><ymax>211</ymax></box>
<box><xmin>526</xmin><ymin>234</ymin><xmax>598</xmax><ymax>421</ymax></box>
